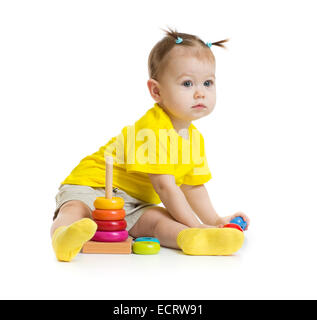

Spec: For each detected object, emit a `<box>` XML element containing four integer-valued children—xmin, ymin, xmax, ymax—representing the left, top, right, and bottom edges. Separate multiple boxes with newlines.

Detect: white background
<box><xmin>1</xmin><ymin>0</ymin><xmax>317</xmax><ymax>300</ymax></box>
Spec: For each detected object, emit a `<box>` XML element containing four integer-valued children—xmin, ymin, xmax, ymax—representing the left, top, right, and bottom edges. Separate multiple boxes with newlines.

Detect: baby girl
<box><xmin>51</xmin><ymin>28</ymin><xmax>250</xmax><ymax>262</ymax></box>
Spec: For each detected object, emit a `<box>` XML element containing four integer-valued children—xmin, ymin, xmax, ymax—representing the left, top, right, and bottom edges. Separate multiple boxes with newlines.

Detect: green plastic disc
<box><xmin>132</xmin><ymin>241</ymin><xmax>160</xmax><ymax>255</ymax></box>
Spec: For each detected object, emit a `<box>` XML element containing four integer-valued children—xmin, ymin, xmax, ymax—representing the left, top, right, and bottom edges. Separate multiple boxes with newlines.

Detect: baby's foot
<box><xmin>177</xmin><ymin>227</ymin><xmax>244</xmax><ymax>256</ymax></box>
<box><xmin>52</xmin><ymin>218</ymin><xmax>97</xmax><ymax>262</ymax></box>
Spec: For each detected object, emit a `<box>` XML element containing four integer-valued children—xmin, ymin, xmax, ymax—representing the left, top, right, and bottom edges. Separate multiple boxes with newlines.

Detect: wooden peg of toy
<box><xmin>93</xmin><ymin>156</ymin><xmax>124</xmax><ymax>210</ymax></box>
<box><xmin>105</xmin><ymin>155</ymin><xmax>113</xmax><ymax>199</ymax></box>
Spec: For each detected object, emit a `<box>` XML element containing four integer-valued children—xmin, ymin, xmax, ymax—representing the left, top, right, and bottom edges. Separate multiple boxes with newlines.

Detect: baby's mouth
<box><xmin>192</xmin><ymin>104</ymin><xmax>207</xmax><ymax>109</ymax></box>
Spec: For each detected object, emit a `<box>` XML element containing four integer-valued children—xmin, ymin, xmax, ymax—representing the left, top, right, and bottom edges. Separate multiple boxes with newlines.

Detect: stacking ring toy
<box><xmin>132</xmin><ymin>241</ymin><xmax>160</xmax><ymax>255</ymax></box>
<box><xmin>95</xmin><ymin>219</ymin><xmax>127</xmax><ymax>231</ymax></box>
<box><xmin>92</xmin><ymin>209</ymin><xmax>125</xmax><ymax>221</ymax></box>
<box><xmin>134</xmin><ymin>237</ymin><xmax>160</xmax><ymax>244</ymax></box>
<box><xmin>223</xmin><ymin>223</ymin><xmax>243</xmax><ymax>232</ymax></box>
<box><xmin>92</xmin><ymin>230</ymin><xmax>129</xmax><ymax>242</ymax></box>
<box><xmin>94</xmin><ymin>196</ymin><xmax>124</xmax><ymax>210</ymax></box>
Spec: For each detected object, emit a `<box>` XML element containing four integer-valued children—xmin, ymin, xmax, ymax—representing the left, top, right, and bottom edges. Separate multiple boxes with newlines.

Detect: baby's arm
<box><xmin>181</xmin><ymin>184</ymin><xmax>250</xmax><ymax>229</ymax></box>
<box><xmin>180</xmin><ymin>184</ymin><xmax>221</xmax><ymax>226</ymax></box>
<box><xmin>148</xmin><ymin>174</ymin><xmax>202</xmax><ymax>228</ymax></box>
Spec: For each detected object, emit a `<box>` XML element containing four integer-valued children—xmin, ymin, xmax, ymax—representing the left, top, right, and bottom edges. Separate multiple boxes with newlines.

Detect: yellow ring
<box><xmin>94</xmin><ymin>196</ymin><xmax>124</xmax><ymax>210</ymax></box>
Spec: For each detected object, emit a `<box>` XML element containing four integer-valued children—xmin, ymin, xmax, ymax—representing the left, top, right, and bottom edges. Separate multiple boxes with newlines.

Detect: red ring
<box><xmin>95</xmin><ymin>219</ymin><xmax>127</xmax><ymax>231</ymax></box>
<box><xmin>223</xmin><ymin>223</ymin><xmax>243</xmax><ymax>232</ymax></box>
<box><xmin>92</xmin><ymin>209</ymin><xmax>125</xmax><ymax>221</ymax></box>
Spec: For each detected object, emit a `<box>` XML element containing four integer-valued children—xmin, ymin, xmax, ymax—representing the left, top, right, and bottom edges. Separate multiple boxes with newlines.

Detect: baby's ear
<box><xmin>147</xmin><ymin>79</ymin><xmax>161</xmax><ymax>101</ymax></box>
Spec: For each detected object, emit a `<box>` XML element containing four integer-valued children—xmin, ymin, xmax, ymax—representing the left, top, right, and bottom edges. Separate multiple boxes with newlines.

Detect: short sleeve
<box><xmin>182</xmin><ymin>153</ymin><xmax>212</xmax><ymax>185</ymax></box>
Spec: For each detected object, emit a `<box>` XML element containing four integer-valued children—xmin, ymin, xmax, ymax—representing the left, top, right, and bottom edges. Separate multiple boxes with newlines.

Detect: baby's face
<box><xmin>157</xmin><ymin>47</ymin><xmax>216</xmax><ymax>123</ymax></box>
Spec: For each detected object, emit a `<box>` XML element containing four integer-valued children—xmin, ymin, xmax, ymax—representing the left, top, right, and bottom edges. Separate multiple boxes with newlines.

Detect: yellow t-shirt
<box><xmin>61</xmin><ymin>103</ymin><xmax>212</xmax><ymax>204</ymax></box>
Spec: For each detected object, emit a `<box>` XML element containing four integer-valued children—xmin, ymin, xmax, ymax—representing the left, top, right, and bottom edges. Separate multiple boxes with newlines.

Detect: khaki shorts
<box><xmin>54</xmin><ymin>184</ymin><xmax>158</xmax><ymax>231</ymax></box>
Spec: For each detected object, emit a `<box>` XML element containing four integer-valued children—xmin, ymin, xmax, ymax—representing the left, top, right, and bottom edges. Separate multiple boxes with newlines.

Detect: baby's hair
<box><xmin>148</xmin><ymin>27</ymin><xmax>229</xmax><ymax>81</ymax></box>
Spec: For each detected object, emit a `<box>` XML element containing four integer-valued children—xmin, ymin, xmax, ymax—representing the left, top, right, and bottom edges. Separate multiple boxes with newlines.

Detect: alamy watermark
<box><xmin>104</xmin><ymin>126</ymin><xmax>210</xmax><ymax>176</ymax></box>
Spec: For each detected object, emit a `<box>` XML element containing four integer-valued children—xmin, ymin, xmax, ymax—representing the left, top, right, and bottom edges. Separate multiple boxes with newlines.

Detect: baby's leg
<box><xmin>51</xmin><ymin>200</ymin><xmax>97</xmax><ymax>261</ymax></box>
<box><xmin>51</xmin><ymin>200</ymin><xmax>92</xmax><ymax>237</ymax></box>
<box><xmin>129</xmin><ymin>206</ymin><xmax>187</xmax><ymax>249</ymax></box>
<box><xmin>129</xmin><ymin>206</ymin><xmax>244</xmax><ymax>255</ymax></box>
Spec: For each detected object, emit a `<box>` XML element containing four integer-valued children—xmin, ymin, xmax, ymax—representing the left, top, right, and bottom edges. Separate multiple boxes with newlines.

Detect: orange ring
<box><xmin>92</xmin><ymin>209</ymin><xmax>125</xmax><ymax>221</ymax></box>
<box><xmin>94</xmin><ymin>196</ymin><xmax>124</xmax><ymax>210</ymax></box>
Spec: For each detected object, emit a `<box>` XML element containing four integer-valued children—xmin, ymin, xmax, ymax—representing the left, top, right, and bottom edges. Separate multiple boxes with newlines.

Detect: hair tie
<box><xmin>175</xmin><ymin>37</ymin><xmax>183</xmax><ymax>44</ymax></box>
<box><xmin>206</xmin><ymin>42</ymin><xmax>212</xmax><ymax>48</ymax></box>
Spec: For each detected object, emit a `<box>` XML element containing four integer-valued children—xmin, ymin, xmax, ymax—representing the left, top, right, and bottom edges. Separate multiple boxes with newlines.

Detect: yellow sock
<box><xmin>52</xmin><ymin>218</ymin><xmax>97</xmax><ymax>262</ymax></box>
<box><xmin>177</xmin><ymin>228</ymin><xmax>244</xmax><ymax>256</ymax></box>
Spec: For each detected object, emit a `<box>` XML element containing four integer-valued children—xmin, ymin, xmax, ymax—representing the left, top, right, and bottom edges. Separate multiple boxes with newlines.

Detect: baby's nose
<box><xmin>194</xmin><ymin>89</ymin><xmax>205</xmax><ymax>99</ymax></box>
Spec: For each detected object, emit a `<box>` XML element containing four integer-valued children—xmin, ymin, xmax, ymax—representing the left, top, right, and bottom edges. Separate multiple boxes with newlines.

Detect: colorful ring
<box><xmin>91</xmin><ymin>230</ymin><xmax>129</xmax><ymax>242</ymax></box>
<box><xmin>132</xmin><ymin>241</ymin><xmax>160</xmax><ymax>255</ymax></box>
<box><xmin>134</xmin><ymin>237</ymin><xmax>160</xmax><ymax>244</ymax></box>
<box><xmin>95</xmin><ymin>219</ymin><xmax>127</xmax><ymax>231</ymax></box>
<box><xmin>92</xmin><ymin>209</ymin><xmax>125</xmax><ymax>221</ymax></box>
<box><xmin>94</xmin><ymin>196</ymin><xmax>124</xmax><ymax>210</ymax></box>
<box><xmin>223</xmin><ymin>223</ymin><xmax>243</xmax><ymax>232</ymax></box>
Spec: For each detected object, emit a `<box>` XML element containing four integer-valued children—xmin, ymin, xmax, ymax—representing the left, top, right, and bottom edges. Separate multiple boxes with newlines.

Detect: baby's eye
<box><xmin>182</xmin><ymin>80</ymin><xmax>193</xmax><ymax>87</ymax></box>
<box><xmin>204</xmin><ymin>80</ymin><xmax>214</xmax><ymax>87</ymax></box>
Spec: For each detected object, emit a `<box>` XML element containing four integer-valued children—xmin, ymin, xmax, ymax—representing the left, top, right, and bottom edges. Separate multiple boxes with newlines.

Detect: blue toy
<box><xmin>134</xmin><ymin>237</ymin><xmax>160</xmax><ymax>244</ymax></box>
<box><xmin>230</xmin><ymin>216</ymin><xmax>247</xmax><ymax>231</ymax></box>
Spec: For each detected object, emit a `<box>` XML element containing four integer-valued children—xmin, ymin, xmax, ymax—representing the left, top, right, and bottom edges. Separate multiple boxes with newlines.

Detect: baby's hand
<box><xmin>221</xmin><ymin>211</ymin><xmax>250</xmax><ymax>231</ymax></box>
